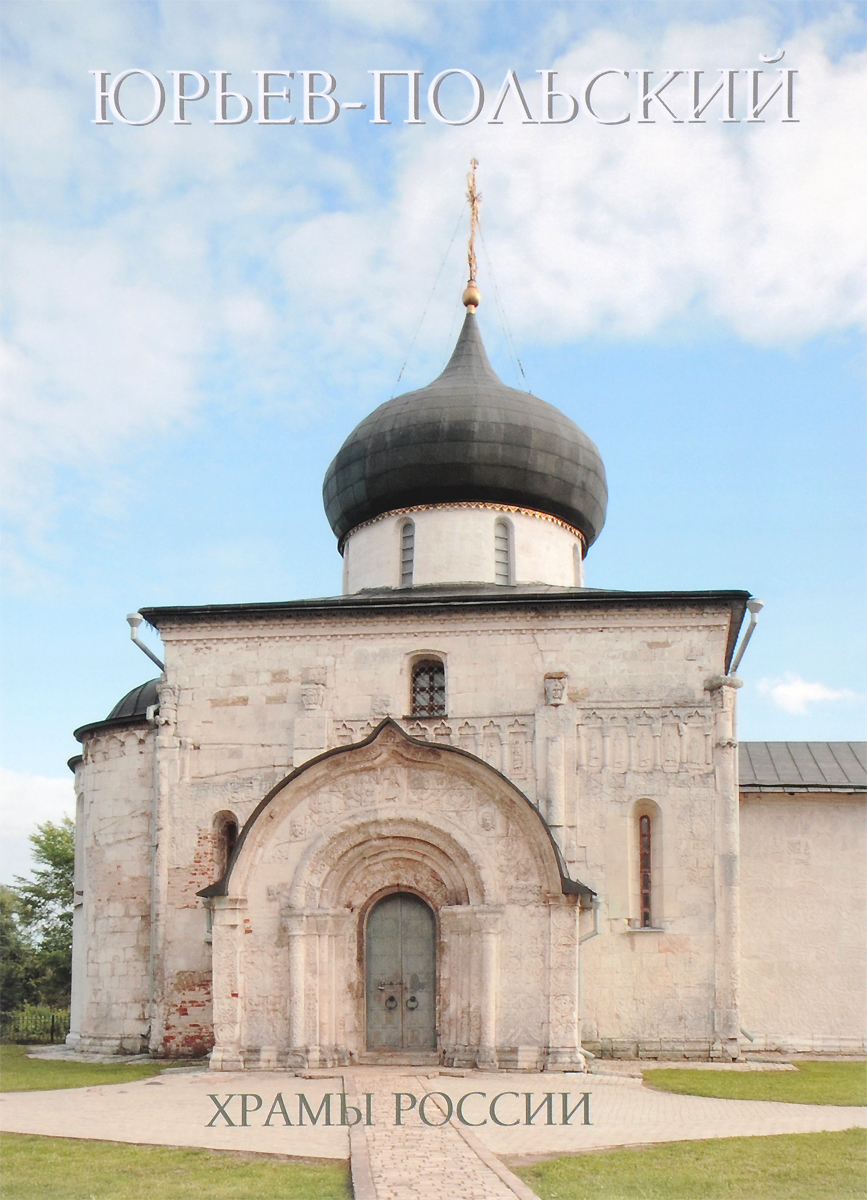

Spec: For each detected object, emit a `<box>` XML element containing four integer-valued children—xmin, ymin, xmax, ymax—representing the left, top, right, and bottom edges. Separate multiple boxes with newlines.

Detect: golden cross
<box><xmin>466</xmin><ymin>157</ymin><xmax>480</xmax><ymax>284</ymax></box>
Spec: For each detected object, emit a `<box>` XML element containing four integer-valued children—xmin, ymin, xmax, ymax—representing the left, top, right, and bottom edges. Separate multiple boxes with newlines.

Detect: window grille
<box><xmin>411</xmin><ymin>660</ymin><xmax>446</xmax><ymax>717</ymax></box>
<box><xmin>494</xmin><ymin>520</ymin><xmax>511</xmax><ymax>585</ymax></box>
<box><xmin>639</xmin><ymin>815</ymin><xmax>652</xmax><ymax>928</ymax></box>
<box><xmin>400</xmin><ymin>521</ymin><xmax>415</xmax><ymax>587</ymax></box>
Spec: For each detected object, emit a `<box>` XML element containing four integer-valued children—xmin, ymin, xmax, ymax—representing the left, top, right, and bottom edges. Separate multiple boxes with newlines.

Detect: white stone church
<box><xmin>67</xmin><ymin>286</ymin><xmax>866</xmax><ymax>1069</ymax></box>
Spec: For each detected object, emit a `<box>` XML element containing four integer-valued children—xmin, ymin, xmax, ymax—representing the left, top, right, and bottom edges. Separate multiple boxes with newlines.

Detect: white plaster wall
<box><xmin>740</xmin><ymin>792</ymin><xmax>867</xmax><ymax>1053</ymax></box>
<box><xmin>343</xmin><ymin>506</ymin><xmax>585</xmax><ymax>592</ymax></box>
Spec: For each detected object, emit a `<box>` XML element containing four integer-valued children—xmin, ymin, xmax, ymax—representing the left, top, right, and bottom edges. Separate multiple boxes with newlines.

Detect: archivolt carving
<box><xmin>224</xmin><ymin>721</ymin><xmax>564</xmax><ymax>907</ymax></box>
<box><xmin>291</xmin><ymin>817</ymin><xmax>484</xmax><ymax>910</ymax></box>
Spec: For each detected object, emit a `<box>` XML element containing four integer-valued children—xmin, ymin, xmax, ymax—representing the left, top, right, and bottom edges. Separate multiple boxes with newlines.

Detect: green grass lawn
<box><xmin>514</xmin><ymin>1128</ymin><xmax>867</xmax><ymax>1200</ymax></box>
<box><xmin>0</xmin><ymin>1044</ymin><xmax>181</xmax><ymax>1092</ymax></box>
<box><xmin>642</xmin><ymin>1061</ymin><xmax>867</xmax><ymax>1106</ymax></box>
<box><xmin>0</xmin><ymin>1133</ymin><xmax>351</xmax><ymax>1200</ymax></box>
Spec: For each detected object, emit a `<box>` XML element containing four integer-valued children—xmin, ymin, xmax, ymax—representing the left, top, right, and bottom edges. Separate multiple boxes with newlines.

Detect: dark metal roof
<box><xmin>740</xmin><ymin>742</ymin><xmax>866</xmax><ymax>791</ymax></box>
<box><xmin>106</xmin><ymin>678</ymin><xmax>160</xmax><ymax>720</ymax></box>
<box><xmin>140</xmin><ymin>587</ymin><xmax>750</xmax><ymax>672</ymax></box>
<box><xmin>73</xmin><ymin>678</ymin><xmax>159</xmax><ymax>742</ymax></box>
<box><xmin>322</xmin><ymin>311</ymin><xmax>608</xmax><ymax>547</ymax></box>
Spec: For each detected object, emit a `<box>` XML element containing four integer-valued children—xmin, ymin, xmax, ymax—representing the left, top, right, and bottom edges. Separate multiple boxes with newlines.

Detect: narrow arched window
<box><xmin>411</xmin><ymin>659</ymin><xmax>446</xmax><ymax>717</ymax></box>
<box><xmin>494</xmin><ymin>520</ymin><xmax>511</xmax><ymax>586</ymax></box>
<box><xmin>639</xmin><ymin>815</ymin><xmax>652</xmax><ymax>928</ymax></box>
<box><xmin>573</xmin><ymin>542</ymin><xmax>583</xmax><ymax>587</ymax></box>
<box><xmin>223</xmin><ymin>819</ymin><xmax>238</xmax><ymax>868</ymax></box>
<box><xmin>213</xmin><ymin>811</ymin><xmax>239</xmax><ymax>878</ymax></box>
<box><xmin>400</xmin><ymin>521</ymin><xmax>415</xmax><ymax>587</ymax></box>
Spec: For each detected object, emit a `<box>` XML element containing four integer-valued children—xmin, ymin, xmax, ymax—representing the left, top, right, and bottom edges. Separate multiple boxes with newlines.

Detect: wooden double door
<box><xmin>365</xmin><ymin>893</ymin><xmax>436</xmax><ymax>1051</ymax></box>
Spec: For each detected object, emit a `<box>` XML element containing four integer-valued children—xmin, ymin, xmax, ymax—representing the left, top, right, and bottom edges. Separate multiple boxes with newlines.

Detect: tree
<box><xmin>4</xmin><ymin>816</ymin><xmax>75</xmax><ymax>1010</ymax></box>
<box><xmin>0</xmin><ymin>885</ymin><xmax>39</xmax><ymax>1012</ymax></box>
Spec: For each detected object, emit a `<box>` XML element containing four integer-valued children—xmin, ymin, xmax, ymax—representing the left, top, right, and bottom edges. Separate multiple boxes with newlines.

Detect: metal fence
<box><xmin>1</xmin><ymin>1006</ymin><xmax>70</xmax><ymax>1044</ymax></box>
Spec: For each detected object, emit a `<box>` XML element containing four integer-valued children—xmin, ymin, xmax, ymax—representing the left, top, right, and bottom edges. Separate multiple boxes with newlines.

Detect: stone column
<box><xmin>284</xmin><ymin>909</ymin><xmax>308</xmax><ymax>1066</ymax></box>
<box><xmin>440</xmin><ymin>906</ymin><xmax>475</xmax><ymax>1067</ymax></box>
<box><xmin>546</xmin><ymin>895</ymin><xmax>585</xmax><ymax>1070</ymax></box>
<box><xmin>706</xmin><ymin>674</ymin><xmax>742</xmax><ymax>1060</ymax></box>
<box><xmin>209</xmin><ymin>896</ymin><xmax>246</xmax><ymax>1070</ymax></box>
<box><xmin>148</xmin><ymin>683</ymin><xmax>179</xmax><ymax>1055</ymax></box>
<box><xmin>541</xmin><ymin>673</ymin><xmax>569</xmax><ymax>830</ymax></box>
<box><xmin>476</xmin><ymin>907</ymin><xmax>502</xmax><ymax>1069</ymax></box>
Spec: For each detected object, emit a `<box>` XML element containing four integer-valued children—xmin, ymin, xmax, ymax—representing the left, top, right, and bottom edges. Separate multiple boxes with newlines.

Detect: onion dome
<box><xmin>322</xmin><ymin>311</ymin><xmax>607</xmax><ymax>548</ymax></box>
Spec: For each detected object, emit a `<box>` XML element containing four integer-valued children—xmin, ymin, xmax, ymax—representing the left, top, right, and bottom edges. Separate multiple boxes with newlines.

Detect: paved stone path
<box><xmin>1</xmin><ymin>1061</ymin><xmax>864</xmax><ymax>1199</ymax></box>
<box><xmin>344</xmin><ymin>1072</ymin><xmax>536</xmax><ymax>1200</ymax></box>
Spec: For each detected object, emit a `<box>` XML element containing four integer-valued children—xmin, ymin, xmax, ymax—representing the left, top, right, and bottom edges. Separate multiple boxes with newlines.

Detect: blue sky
<box><xmin>1</xmin><ymin>0</ymin><xmax>865</xmax><ymax>879</ymax></box>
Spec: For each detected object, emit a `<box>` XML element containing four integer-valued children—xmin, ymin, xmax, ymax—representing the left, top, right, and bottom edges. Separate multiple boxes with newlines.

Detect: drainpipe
<box><xmin>729</xmin><ymin>598</ymin><xmax>763</xmax><ymax>675</ymax></box>
<box><xmin>127</xmin><ymin>612</ymin><xmax>164</xmax><ymax>671</ymax></box>
<box><xmin>145</xmin><ymin>703</ymin><xmax>161</xmax><ymax>1053</ymax></box>
<box><xmin>577</xmin><ymin>898</ymin><xmax>602</xmax><ymax>1056</ymax></box>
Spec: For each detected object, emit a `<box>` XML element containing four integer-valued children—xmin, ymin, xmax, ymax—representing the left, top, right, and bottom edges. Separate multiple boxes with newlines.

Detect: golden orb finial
<box><xmin>462</xmin><ymin>281</ymin><xmax>481</xmax><ymax>311</ymax></box>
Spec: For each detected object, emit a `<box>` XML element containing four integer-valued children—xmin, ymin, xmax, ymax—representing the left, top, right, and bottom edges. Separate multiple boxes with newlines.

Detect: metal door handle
<box><xmin>385</xmin><ymin>995</ymin><xmax>398</xmax><ymax>1010</ymax></box>
<box><xmin>406</xmin><ymin>996</ymin><xmax>418</xmax><ymax>1010</ymax></box>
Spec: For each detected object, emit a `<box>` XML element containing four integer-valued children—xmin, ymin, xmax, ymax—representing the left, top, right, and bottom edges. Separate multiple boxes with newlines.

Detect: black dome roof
<box><xmin>322</xmin><ymin>312</ymin><xmax>607</xmax><ymax>546</ymax></box>
<box><xmin>106</xmin><ymin>679</ymin><xmax>160</xmax><ymax>720</ymax></box>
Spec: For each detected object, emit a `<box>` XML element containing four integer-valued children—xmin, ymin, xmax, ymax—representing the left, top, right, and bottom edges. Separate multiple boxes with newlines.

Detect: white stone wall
<box><xmin>740</xmin><ymin>791</ymin><xmax>867</xmax><ymax>1053</ymax></box>
<box><xmin>69</xmin><ymin>725</ymin><xmax>154</xmax><ymax>1054</ymax></box>
<box><xmin>342</xmin><ymin>505</ymin><xmax>585</xmax><ymax>593</ymax></box>
<box><xmin>71</xmin><ymin>593</ymin><xmax>866</xmax><ymax>1062</ymax></box>
<box><xmin>152</xmin><ymin>598</ymin><xmax>739</xmax><ymax>1059</ymax></box>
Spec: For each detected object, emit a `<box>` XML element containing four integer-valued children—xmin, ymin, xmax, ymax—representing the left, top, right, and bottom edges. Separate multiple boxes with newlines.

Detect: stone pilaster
<box><xmin>706</xmin><ymin>674</ymin><xmax>742</xmax><ymax>1059</ymax></box>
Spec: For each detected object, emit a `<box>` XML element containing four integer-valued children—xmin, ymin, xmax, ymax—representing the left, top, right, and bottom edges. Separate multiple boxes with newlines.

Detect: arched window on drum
<box><xmin>400</xmin><ymin>520</ymin><xmax>415</xmax><ymax>587</ymax></box>
<box><xmin>494</xmin><ymin>518</ymin><xmax>513</xmax><ymax>586</ymax></box>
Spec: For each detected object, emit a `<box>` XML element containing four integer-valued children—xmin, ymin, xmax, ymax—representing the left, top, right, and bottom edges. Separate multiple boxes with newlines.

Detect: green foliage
<box><xmin>0</xmin><ymin>886</ymin><xmax>39</xmax><ymax>1012</ymax></box>
<box><xmin>1</xmin><ymin>1005</ymin><xmax>70</xmax><ymax>1044</ymax></box>
<box><xmin>642</xmin><ymin>1061</ymin><xmax>867</xmax><ymax>1107</ymax></box>
<box><xmin>0</xmin><ymin>1133</ymin><xmax>352</xmax><ymax>1200</ymax></box>
<box><xmin>515</xmin><ymin>1128</ymin><xmax>867</xmax><ymax>1200</ymax></box>
<box><xmin>1</xmin><ymin>817</ymin><xmax>74</xmax><ymax>1011</ymax></box>
<box><xmin>0</xmin><ymin>1044</ymin><xmax>171</xmax><ymax>1091</ymax></box>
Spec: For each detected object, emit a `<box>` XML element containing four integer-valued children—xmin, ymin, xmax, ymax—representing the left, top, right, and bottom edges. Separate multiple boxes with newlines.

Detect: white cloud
<box><xmin>757</xmin><ymin>673</ymin><xmax>861</xmax><ymax>715</ymax></box>
<box><xmin>1</xmin><ymin>7</ymin><xmax>864</xmax><ymax>537</ymax></box>
<box><xmin>0</xmin><ymin>769</ymin><xmax>75</xmax><ymax>883</ymax></box>
<box><xmin>0</xmin><ymin>228</ymin><xmax>206</xmax><ymax>535</ymax></box>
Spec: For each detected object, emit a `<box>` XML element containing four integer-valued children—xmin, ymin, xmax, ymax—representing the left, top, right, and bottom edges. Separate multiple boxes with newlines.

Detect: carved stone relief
<box><xmin>576</xmin><ymin>707</ymin><xmax>714</xmax><ymax>778</ymax></box>
<box><xmin>544</xmin><ymin>672</ymin><xmax>568</xmax><ymax>706</ymax></box>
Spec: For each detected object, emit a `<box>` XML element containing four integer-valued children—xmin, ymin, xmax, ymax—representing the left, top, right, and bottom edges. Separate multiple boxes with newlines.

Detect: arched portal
<box><xmin>203</xmin><ymin>720</ymin><xmax>591</xmax><ymax>1072</ymax></box>
<box><xmin>365</xmin><ymin>892</ymin><xmax>436</xmax><ymax>1051</ymax></box>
